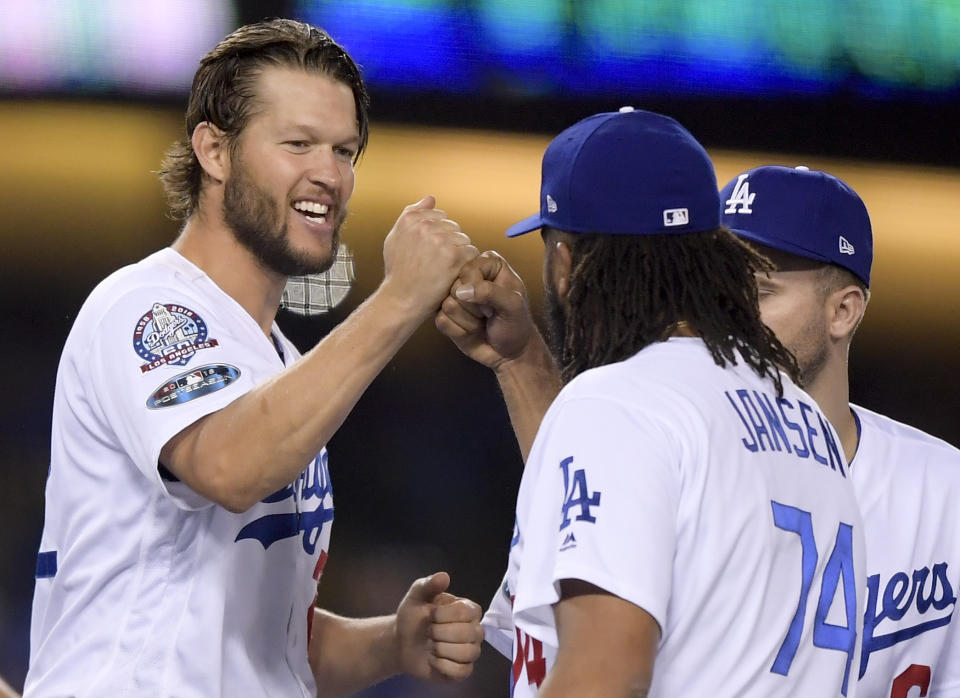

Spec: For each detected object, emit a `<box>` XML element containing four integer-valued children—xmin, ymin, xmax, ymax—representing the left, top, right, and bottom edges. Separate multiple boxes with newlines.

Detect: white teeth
<box><xmin>293</xmin><ymin>201</ymin><xmax>329</xmax><ymax>215</ymax></box>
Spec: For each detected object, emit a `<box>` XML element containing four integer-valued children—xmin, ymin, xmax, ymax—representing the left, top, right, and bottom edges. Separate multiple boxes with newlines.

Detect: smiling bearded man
<box><xmin>24</xmin><ymin>19</ymin><xmax>484</xmax><ymax>698</ymax></box>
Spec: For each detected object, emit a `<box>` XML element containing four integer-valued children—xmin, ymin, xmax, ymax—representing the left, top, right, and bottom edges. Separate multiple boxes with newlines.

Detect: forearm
<box><xmin>163</xmin><ymin>283</ymin><xmax>424</xmax><ymax>511</ymax></box>
<box><xmin>539</xmin><ymin>666</ymin><xmax>650</xmax><ymax>698</ymax></box>
<box><xmin>494</xmin><ymin>332</ymin><xmax>562</xmax><ymax>462</ymax></box>
<box><xmin>0</xmin><ymin>675</ymin><xmax>20</xmax><ymax>698</ymax></box>
<box><xmin>539</xmin><ymin>642</ymin><xmax>652</xmax><ymax>698</ymax></box>
<box><xmin>309</xmin><ymin>609</ymin><xmax>400</xmax><ymax>697</ymax></box>
<box><xmin>540</xmin><ymin>582</ymin><xmax>657</xmax><ymax>698</ymax></box>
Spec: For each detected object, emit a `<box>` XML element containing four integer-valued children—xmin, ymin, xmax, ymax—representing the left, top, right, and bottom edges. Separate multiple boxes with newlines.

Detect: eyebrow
<box><xmin>281</xmin><ymin>123</ymin><xmax>360</xmax><ymax>143</ymax></box>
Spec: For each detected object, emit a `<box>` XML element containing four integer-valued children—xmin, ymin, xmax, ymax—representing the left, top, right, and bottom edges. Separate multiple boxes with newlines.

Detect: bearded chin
<box><xmin>798</xmin><ymin>335</ymin><xmax>830</xmax><ymax>389</ymax></box>
<box><xmin>222</xmin><ymin>167</ymin><xmax>341</xmax><ymax>277</ymax></box>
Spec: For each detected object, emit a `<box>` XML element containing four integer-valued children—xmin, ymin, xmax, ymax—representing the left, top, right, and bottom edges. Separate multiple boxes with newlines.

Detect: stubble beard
<box><xmin>794</xmin><ymin>314</ymin><xmax>831</xmax><ymax>388</ymax></box>
<box><xmin>223</xmin><ymin>160</ymin><xmax>344</xmax><ymax>277</ymax></box>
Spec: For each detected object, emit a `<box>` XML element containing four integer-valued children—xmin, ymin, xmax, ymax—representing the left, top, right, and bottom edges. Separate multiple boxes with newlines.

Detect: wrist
<box><xmin>386</xmin><ymin>613</ymin><xmax>405</xmax><ymax>678</ymax></box>
<box><xmin>494</xmin><ymin>331</ymin><xmax>559</xmax><ymax>384</ymax></box>
<box><xmin>369</xmin><ymin>281</ymin><xmax>432</xmax><ymax>335</ymax></box>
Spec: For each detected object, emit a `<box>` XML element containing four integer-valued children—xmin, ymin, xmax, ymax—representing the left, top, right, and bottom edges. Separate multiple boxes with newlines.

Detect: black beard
<box><xmin>543</xmin><ymin>280</ymin><xmax>568</xmax><ymax>369</ymax></box>
<box><xmin>222</xmin><ymin>162</ymin><xmax>340</xmax><ymax>277</ymax></box>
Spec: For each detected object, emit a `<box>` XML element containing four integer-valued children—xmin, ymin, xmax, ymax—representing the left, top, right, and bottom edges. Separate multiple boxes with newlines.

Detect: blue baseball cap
<box><xmin>505</xmin><ymin>107</ymin><xmax>720</xmax><ymax>238</ymax></box>
<box><xmin>719</xmin><ymin>165</ymin><xmax>873</xmax><ymax>286</ymax></box>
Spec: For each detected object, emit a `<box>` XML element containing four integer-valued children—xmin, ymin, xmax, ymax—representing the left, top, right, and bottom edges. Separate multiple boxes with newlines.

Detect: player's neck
<box><xmin>671</xmin><ymin>320</ymin><xmax>698</xmax><ymax>338</ymax></box>
<box><xmin>172</xmin><ymin>212</ymin><xmax>285</xmax><ymax>337</ymax></box>
<box><xmin>804</xmin><ymin>358</ymin><xmax>858</xmax><ymax>463</ymax></box>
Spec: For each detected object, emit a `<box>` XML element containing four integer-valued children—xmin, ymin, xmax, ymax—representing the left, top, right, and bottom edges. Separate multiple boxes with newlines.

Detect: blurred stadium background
<box><xmin>1</xmin><ymin>1</ymin><xmax>958</xmax><ymax>695</ymax></box>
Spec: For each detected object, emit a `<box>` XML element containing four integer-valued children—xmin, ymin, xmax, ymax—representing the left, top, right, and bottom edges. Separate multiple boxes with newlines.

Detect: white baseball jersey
<box><xmin>26</xmin><ymin>248</ymin><xmax>333</xmax><ymax>698</ymax></box>
<box><xmin>850</xmin><ymin>405</ymin><xmax>960</xmax><ymax>697</ymax></box>
<box><xmin>484</xmin><ymin>338</ymin><xmax>866</xmax><ymax>697</ymax></box>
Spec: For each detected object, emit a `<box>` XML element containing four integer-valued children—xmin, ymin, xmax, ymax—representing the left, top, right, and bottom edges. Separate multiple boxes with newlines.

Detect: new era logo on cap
<box><xmin>546</xmin><ymin>194</ymin><xmax>558</xmax><ymax>213</ymax></box>
<box><xmin>839</xmin><ymin>236</ymin><xmax>855</xmax><ymax>255</ymax></box>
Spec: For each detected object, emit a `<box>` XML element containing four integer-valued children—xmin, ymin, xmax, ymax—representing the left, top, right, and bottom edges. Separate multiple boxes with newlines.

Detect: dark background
<box><xmin>1</xmin><ymin>1</ymin><xmax>958</xmax><ymax>695</ymax></box>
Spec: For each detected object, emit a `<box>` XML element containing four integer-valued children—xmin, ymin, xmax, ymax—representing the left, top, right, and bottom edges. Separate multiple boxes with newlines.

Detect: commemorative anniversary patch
<box><xmin>147</xmin><ymin>364</ymin><xmax>241</xmax><ymax>409</ymax></box>
<box><xmin>133</xmin><ymin>302</ymin><xmax>220</xmax><ymax>373</ymax></box>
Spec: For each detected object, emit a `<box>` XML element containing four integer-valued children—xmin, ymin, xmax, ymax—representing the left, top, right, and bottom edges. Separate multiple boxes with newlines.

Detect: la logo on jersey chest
<box><xmin>724</xmin><ymin>173</ymin><xmax>756</xmax><ymax>214</ymax></box>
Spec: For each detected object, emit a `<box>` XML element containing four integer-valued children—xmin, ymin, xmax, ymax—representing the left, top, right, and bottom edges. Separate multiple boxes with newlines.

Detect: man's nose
<box><xmin>306</xmin><ymin>146</ymin><xmax>341</xmax><ymax>189</ymax></box>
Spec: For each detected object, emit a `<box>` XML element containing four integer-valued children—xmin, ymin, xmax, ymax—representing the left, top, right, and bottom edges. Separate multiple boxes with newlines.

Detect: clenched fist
<box><xmin>381</xmin><ymin>196</ymin><xmax>479</xmax><ymax>320</ymax></box>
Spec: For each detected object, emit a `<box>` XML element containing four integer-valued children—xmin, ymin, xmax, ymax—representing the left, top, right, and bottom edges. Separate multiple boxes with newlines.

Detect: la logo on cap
<box><xmin>839</xmin><ymin>236</ymin><xmax>856</xmax><ymax>255</ymax></box>
<box><xmin>724</xmin><ymin>173</ymin><xmax>755</xmax><ymax>214</ymax></box>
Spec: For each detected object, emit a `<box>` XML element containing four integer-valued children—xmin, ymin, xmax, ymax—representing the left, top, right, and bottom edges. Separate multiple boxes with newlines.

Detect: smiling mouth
<box><xmin>292</xmin><ymin>200</ymin><xmax>329</xmax><ymax>225</ymax></box>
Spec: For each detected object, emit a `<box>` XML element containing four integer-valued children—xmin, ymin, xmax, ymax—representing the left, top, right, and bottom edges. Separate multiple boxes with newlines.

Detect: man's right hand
<box><xmin>381</xmin><ymin>196</ymin><xmax>478</xmax><ymax>320</ymax></box>
<box><xmin>435</xmin><ymin>250</ymin><xmax>538</xmax><ymax>371</ymax></box>
<box><xmin>437</xmin><ymin>250</ymin><xmax>561</xmax><ymax>462</ymax></box>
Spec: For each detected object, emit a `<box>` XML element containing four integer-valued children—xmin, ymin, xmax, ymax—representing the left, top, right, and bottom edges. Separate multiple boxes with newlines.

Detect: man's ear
<box><xmin>191</xmin><ymin>122</ymin><xmax>230</xmax><ymax>183</ymax></box>
<box><xmin>828</xmin><ymin>285</ymin><xmax>867</xmax><ymax>340</ymax></box>
<box><xmin>551</xmin><ymin>239</ymin><xmax>573</xmax><ymax>300</ymax></box>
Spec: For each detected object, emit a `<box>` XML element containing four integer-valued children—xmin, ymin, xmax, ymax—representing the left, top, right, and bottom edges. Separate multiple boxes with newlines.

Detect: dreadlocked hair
<box><xmin>558</xmin><ymin>227</ymin><xmax>801</xmax><ymax>394</ymax></box>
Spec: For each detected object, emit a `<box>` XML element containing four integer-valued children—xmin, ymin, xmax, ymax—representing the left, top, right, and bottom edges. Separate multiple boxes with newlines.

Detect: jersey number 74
<box><xmin>770</xmin><ymin>500</ymin><xmax>858</xmax><ymax>696</ymax></box>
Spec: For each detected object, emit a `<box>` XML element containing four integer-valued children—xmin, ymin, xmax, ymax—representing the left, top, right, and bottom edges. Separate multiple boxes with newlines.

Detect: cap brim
<box><xmin>728</xmin><ymin>227</ymin><xmax>833</xmax><ymax>267</ymax></box>
<box><xmin>505</xmin><ymin>213</ymin><xmax>544</xmax><ymax>238</ymax></box>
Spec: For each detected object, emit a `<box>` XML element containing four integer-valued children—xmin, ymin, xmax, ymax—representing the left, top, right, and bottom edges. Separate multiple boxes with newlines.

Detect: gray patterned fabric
<box><xmin>279</xmin><ymin>244</ymin><xmax>355</xmax><ymax>316</ymax></box>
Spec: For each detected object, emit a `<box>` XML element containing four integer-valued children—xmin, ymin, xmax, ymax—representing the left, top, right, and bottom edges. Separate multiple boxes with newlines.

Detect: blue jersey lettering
<box><xmin>235</xmin><ymin>452</ymin><xmax>334</xmax><ymax>553</ymax></box>
<box><xmin>799</xmin><ymin>401</ymin><xmax>829</xmax><ymax>466</ymax></box>
<box><xmin>777</xmin><ymin>397</ymin><xmax>811</xmax><ymax>458</ymax></box>
<box><xmin>559</xmin><ymin>456</ymin><xmax>601</xmax><ymax>530</ymax></box>
<box><xmin>737</xmin><ymin>389</ymin><xmax>775</xmax><ymax>451</ymax></box>
<box><xmin>860</xmin><ymin>562</ymin><xmax>957</xmax><ymax>678</ymax></box>
<box><xmin>755</xmin><ymin>391</ymin><xmax>792</xmax><ymax>453</ymax></box>
<box><xmin>726</xmin><ymin>390</ymin><xmax>758</xmax><ymax>452</ymax></box>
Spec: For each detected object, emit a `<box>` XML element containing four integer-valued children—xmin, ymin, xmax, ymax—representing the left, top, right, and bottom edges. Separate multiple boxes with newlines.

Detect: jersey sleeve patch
<box><xmin>146</xmin><ymin>364</ymin><xmax>240</xmax><ymax>409</ymax></box>
<box><xmin>133</xmin><ymin>302</ymin><xmax>220</xmax><ymax>373</ymax></box>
